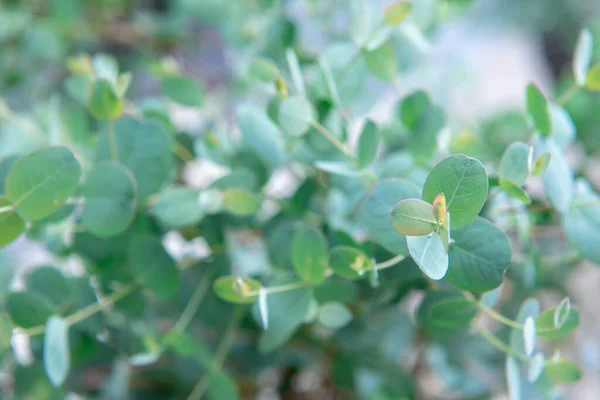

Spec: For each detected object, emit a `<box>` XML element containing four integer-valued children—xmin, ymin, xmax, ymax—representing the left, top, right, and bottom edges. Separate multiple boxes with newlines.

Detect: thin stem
<box><xmin>187</xmin><ymin>306</ymin><xmax>244</xmax><ymax>400</ymax></box>
<box><xmin>556</xmin><ymin>83</ymin><xmax>579</xmax><ymax>106</ymax></box>
<box><xmin>108</xmin><ymin>119</ymin><xmax>118</xmax><ymax>160</ymax></box>
<box><xmin>310</xmin><ymin>120</ymin><xmax>357</xmax><ymax>164</ymax></box>
<box><xmin>473</xmin><ymin>323</ymin><xmax>528</xmax><ymax>362</ymax></box>
<box><xmin>375</xmin><ymin>254</ymin><xmax>405</xmax><ymax>270</ymax></box>
<box><xmin>17</xmin><ymin>283</ymin><xmax>136</xmax><ymax>337</ymax></box>
<box><xmin>462</xmin><ymin>292</ymin><xmax>524</xmax><ymax>330</ymax></box>
<box><xmin>172</xmin><ymin>277</ymin><xmax>211</xmax><ymax>334</ymax></box>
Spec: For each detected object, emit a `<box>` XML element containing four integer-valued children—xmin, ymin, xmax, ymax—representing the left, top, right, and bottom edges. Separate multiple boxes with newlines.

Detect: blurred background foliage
<box><xmin>1</xmin><ymin>0</ymin><xmax>600</xmax><ymax>399</ymax></box>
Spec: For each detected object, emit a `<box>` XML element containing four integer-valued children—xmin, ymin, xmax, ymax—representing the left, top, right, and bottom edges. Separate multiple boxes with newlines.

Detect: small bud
<box><xmin>432</xmin><ymin>193</ymin><xmax>447</xmax><ymax>224</ymax></box>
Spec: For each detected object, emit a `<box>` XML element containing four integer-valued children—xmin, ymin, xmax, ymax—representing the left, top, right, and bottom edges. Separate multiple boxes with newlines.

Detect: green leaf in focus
<box><xmin>526</xmin><ymin>83</ymin><xmax>551</xmax><ymax>136</ymax></box>
<box><xmin>422</xmin><ymin>155</ymin><xmax>488</xmax><ymax>229</ymax></box>
<box><xmin>43</xmin><ymin>315</ymin><xmax>70</xmax><ymax>387</ymax></box>
<box><xmin>82</xmin><ymin>162</ymin><xmax>136</xmax><ymax>237</ymax></box>
<box><xmin>445</xmin><ymin>217</ymin><xmax>512</xmax><ymax>292</ymax></box>
<box><xmin>407</xmin><ymin>233</ymin><xmax>448</xmax><ymax>280</ymax></box>
<box><xmin>89</xmin><ymin>79</ymin><xmax>122</xmax><ymax>120</ymax></box>
<box><xmin>329</xmin><ymin>246</ymin><xmax>372</xmax><ymax>280</ymax></box>
<box><xmin>291</xmin><ymin>225</ymin><xmax>328</xmax><ymax>284</ymax></box>
<box><xmin>5</xmin><ymin>146</ymin><xmax>81</xmax><ymax>221</ymax></box>
<box><xmin>391</xmin><ymin>198</ymin><xmax>437</xmax><ymax>236</ymax></box>
<box><xmin>362</xmin><ymin>179</ymin><xmax>421</xmax><ymax>255</ymax></box>
<box><xmin>213</xmin><ymin>276</ymin><xmax>261</xmax><ymax>304</ymax></box>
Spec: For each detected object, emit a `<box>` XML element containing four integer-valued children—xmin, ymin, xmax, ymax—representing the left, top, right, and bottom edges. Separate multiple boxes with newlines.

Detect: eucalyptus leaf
<box><xmin>0</xmin><ymin>197</ymin><xmax>25</xmax><ymax>247</ymax></box>
<box><xmin>43</xmin><ymin>316</ymin><xmax>70</xmax><ymax>387</ymax></box>
<box><xmin>391</xmin><ymin>198</ymin><xmax>437</xmax><ymax>236</ymax></box>
<box><xmin>329</xmin><ymin>246</ymin><xmax>372</xmax><ymax>280</ymax></box>
<box><xmin>499</xmin><ymin>141</ymin><xmax>529</xmax><ymax>185</ymax></box>
<box><xmin>422</xmin><ymin>155</ymin><xmax>488</xmax><ymax>229</ymax></box>
<box><xmin>318</xmin><ymin>302</ymin><xmax>353</xmax><ymax>329</ymax></box>
<box><xmin>213</xmin><ymin>276</ymin><xmax>261</xmax><ymax>304</ymax></box>
<box><xmin>278</xmin><ymin>96</ymin><xmax>313</xmax><ymax>136</ymax></box>
<box><xmin>545</xmin><ymin>359</ymin><xmax>581</xmax><ymax>383</ymax></box>
<box><xmin>407</xmin><ymin>233</ymin><xmax>448</xmax><ymax>280</ymax></box>
<box><xmin>89</xmin><ymin>79</ymin><xmax>122</xmax><ymax>120</ymax></box>
<box><xmin>526</xmin><ymin>83</ymin><xmax>551</xmax><ymax>136</ymax></box>
<box><xmin>356</xmin><ymin>119</ymin><xmax>379</xmax><ymax>166</ymax></box>
<box><xmin>153</xmin><ymin>186</ymin><xmax>202</xmax><ymax>228</ymax></box>
<box><xmin>5</xmin><ymin>146</ymin><xmax>81</xmax><ymax>221</ymax></box>
<box><xmin>574</xmin><ymin>28</ymin><xmax>593</xmax><ymax>86</ymax></box>
<box><xmin>162</xmin><ymin>76</ymin><xmax>205</xmax><ymax>107</ymax></box>
<box><xmin>291</xmin><ymin>225</ymin><xmax>328</xmax><ymax>284</ymax></box>
<box><xmin>129</xmin><ymin>235</ymin><xmax>180</xmax><ymax>300</ymax></box>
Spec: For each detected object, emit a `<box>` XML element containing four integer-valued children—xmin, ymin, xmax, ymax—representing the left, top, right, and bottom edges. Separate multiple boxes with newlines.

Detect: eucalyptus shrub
<box><xmin>0</xmin><ymin>1</ymin><xmax>599</xmax><ymax>399</ymax></box>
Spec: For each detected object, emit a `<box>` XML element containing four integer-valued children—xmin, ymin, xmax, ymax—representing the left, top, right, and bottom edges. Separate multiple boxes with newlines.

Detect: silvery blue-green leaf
<box><xmin>510</xmin><ymin>298</ymin><xmax>541</xmax><ymax>356</ymax></box>
<box><xmin>528</xmin><ymin>353</ymin><xmax>545</xmax><ymax>382</ymax></box>
<box><xmin>362</xmin><ymin>179</ymin><xmax>421</xmax><ymax>255</ymax></box>
<box><xmin>554</xmin><ymin>297</ymin><xmax>571</xmax><ymax>329</ymax></box>
<box><xmin>349</xmin><ymin>0</ymin><xmax>372</xmax><ymax>47</ymax></box>
<box><xmin>538</xmin><ymin>139</ymin><xmax>572</xmax><ymax>213</ymax></box>
<box><xmin>44</xmin><ymin>315</ymin><xmax>70</xmax><ymax>386</ymax></box>
<box><xmin>237</xmin><ymin>105</ymin><xmax>285</xmax><ymax>168</ymax></box>
<box><xmin>278</xmin><ymin>96</ymin><xmax>313</xmax><ymax>136</ymax></box>
<box><xmin>445</xmin><ymin>218</ymin><xmax>512</xmax><ymax>293</ymax></box>
<box><xmin>286</xmin><ymin>48</ymin><xmax>305</xmax><ymax>96</ymax></box>
<box><xmin>549</xmin><ymin>104</ymin><xmax>575</xmax><ymax>148</ymax></box>
<box><xmin>523</xmin><ymin>316</ymin><xmax>536</xmax><ymax>357</ymax></box>
<box><xmin>574</xmin><ymin>28</ymin><xmax>593</xmax><ymax>86</ymax></box>
<box><xmin>407</xmin><ymin>233</ymin><xmax>448</xmax><ymax>280</ymax></box>
<box><xmin>258</xmin><ymin>288</ymin><xmax>268</xmax><ymax>330</ymax></box>
<box><xmin>315</xmin><ymin>161</ymin><xmax>361</xmax><ymax>177</ymax></box>
<box><xmin>499</xmin><ymin>141</ymin><xmax>529</xmax><ymax>185</ymax></box>
<box><xmin>563</xmin><ymin>180</ymin><xmax>600</xmax><ymax>265</ymax></box>
<box><xmin>506</xmin><ymin>356</ymin><xmax>521</xmax><ymax>400</ymax></box>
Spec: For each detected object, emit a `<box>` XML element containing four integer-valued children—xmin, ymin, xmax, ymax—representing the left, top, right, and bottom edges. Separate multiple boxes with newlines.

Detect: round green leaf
<box><xmin>0</xmin><ymin>197</ymin><xmax>25</xmax><ymax>247</ymax></box>
<box><xmin>356</xmin><ymin>120</ymin><xmax>379</xmax><ymax>166</ymax></box>
<box><xmin>26</xmin><ymin>266</ymin><xmax>74</xmax><ymax>308</ymax></box>
<box><xmin>545</xmin><ymin>360</ymin><xmax>581</xmax><ymax>383</ymax></box>
<box><xmin>291</xmin><ymin>225</ymin><xmax>328</xmax><ymax>284</ymax></box>
<box><xmin>539</xmin><ymin>139</ymin><xmax>572</xmax><ymax>213</ymax></box>
<box><xmin>89</xmin><ymin>79</ymin><xmax>122</xmax><ymax>120</ymax></box>
<box><xmin>161</xmin><ymin>76</ymin><xmax>205</xmax><ymax>107</ymax></box>
<box><xmin>5</xmin><ymin>146</ymin><xmax>81</xmax><ymax>221</ymax></box>
<box><xmin>499</xmin><ymin>141</ymin><xmax>529</xmax><ymax>185</ymax></box>
<box><xmin>318</xmin><ymin>302</ymin><xmax>353</xmax><ymax>329</ymax></box>
<box><xmin>362</xmin><ymin>179</ymin><xmax>421</xmax><ymax>255</ymax></box>
<box><xmin>128</xmin><ymin>235</ymin><xmax>180</xmax><ymax>300</ymax></box>
<box><xmin>363</xmin><ymin>41</ymin><xmax>397</xmax><ymax>81</ymax></box>
<box><xmin>6</xmin><ymin>291</ymin><xmax>55</xmax><ymax>328</ymax></box>
<box><xmin>574</xmin><ymin>28</ymin><xmax>593</xmax><ymax>86</ymax></box>
<box><xmin>422</xmin><ymin>155</ymin><xmax>488</xmax><ymax>229</ymax></box>
<box><xmin>96</xmin><ymin>117</ymin><xmax>172</xmax><ymax>201</ymax></box>
<box><xmin>222</xmin><ymin>189</ymin><xmax>261</xmax><ymax>217</ymax></box>
<box><xmin>407</xmin><ymin>233</ymin><xmax>448</xmax><ymax>280</ymax></box>
<box><xmin>399</xmin><ymin>90</ymin><xmax>430</xmax><ymax>130</ymax></box>
<box><xmin>43</xmin><ymin>315</ymin><xmax>70</xmax><ymax>387</ymax></box>
<box><xmin>428</xmin><ymin>297</ymin><xmax>478</xmax><ymax>328</ymax></box>
<box><xmin>82</xmin><ymin>162</ymin><xmax>136</xmax><ymax>237</ymax></box>
<box><xmin>391</xmin><ymin>198</ymin><xmax>437</xmax><ymax>236</ymax></box>
<box><xmin>445</xmin><ymin>217</ymin><xmax>512</xmax><ymax>293</ymax></box>
<box><xmin>258</xmin><ymin>282</ymin><xmax>312</xmax><ymax>352</ymax></box>
<box><xmin>153</xmin><ymin>186</ymin><xmax>203</xmax><ymax>228</ymax></box>
<box><xmin>213</xmin><ymin>276</ymin><xmax>261</xmax><ymax>304</ymax></box>
<box><xmin>329</xmin><ymin>246</ymin><xmax>373</xmax><ymax>280</ymax></box>
<box><xmin>238</xmin><ymin>105</ymin><xmax>285</xmax><ymax>168</ymax></box>
<box><xmin>535</xmin><ymin>307</ymin><xmax>579</xmax><ymax>340</ymax></box>
<box><xmin>526</xmin><ymin>83</ymin><xmax>551</xmax><ymax>136</ymax></box>
<box><xmin>278</xmin><ymin>96</ymin><xmax>314</xmax><ymax>136</ymax></box>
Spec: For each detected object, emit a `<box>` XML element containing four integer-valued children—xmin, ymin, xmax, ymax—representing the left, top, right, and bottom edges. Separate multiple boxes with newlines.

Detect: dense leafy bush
<box><xmin>0</xmin><ymin>0</ymin><xmax>599</xmax><ymax>399</ymax></box>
